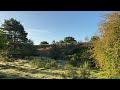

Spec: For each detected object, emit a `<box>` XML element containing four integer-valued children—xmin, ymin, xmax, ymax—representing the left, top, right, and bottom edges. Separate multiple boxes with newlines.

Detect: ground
<box><xmin>0</xmin><ymin>59</ymin><xmax>113</xmax><ymax>79</ymax></box>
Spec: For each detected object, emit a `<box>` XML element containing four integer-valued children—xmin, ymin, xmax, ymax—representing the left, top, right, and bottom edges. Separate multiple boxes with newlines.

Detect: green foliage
<box><xmin>90</xmin><ymin>36</ymin><xmax>99</xmax><ymax>42</ymax></box>
<box><xmin>62</xmin><ymin>69</ymin><xmax>79</xmax><ymax>79</ymax></box>
<box><xmin>65</xmin><ymin>54</ymin><xmax>79</xmax><ymax>67</ymax></box>
<box><xmin>64</xmin><ymin>64</ymin><xmax>73</xmax><ymax>70</ymax></box>
<box><xmin>50</xmin><ymin>45</ymin><xmax>61</xmax><ymax>59</ymax></box>
<box><xmin>0</xmin><ymin>18</ymin><xmax>29</xmax><ymax>59</ymax></box>
<box><xmin>49</xmin><ymin>59</ymin><xmax>57</xmax><ymax>68</ymax></box>
<box><xmin>0</xmin><ymin>56</ymin><xmax>4</xmax><ymax>61</ymax></box>
<box><xmin>31</xmin><ymin>59</ymin><xmax>46</xmax><ymax>68</ymax></box>
<box><xmin>62</xmin><ymin>61</ymin><xmax>91</xmax><ymax>79</ymax></box>
<box><xmin>0</xmin><ymin>29</ymin><xmax>9</xmax><ymax>60</ymax></box>
<box><xmin>45</xmin><ymin>63</ymin><xmax>51</xmax><ymax>69</ymax></box>
<box><xmin>19</xmin><ymin>40</ymin><xmax>37</xmax><ymax>58</ymax></box>
<box><xmin>0</xmin><ymin>18</ymin><xmax>38</xmax><ymax>59</ymax></box>
<box><xmin>79</xmin><ymin>61</ymin><xmax>91</xmax><ymax>79</ymax></box>
<box><xmin>69</xmin><ymin>61</ymin><xmax>78</xmax><ymax>67</ymax></box>
<box><xmin>30</xmin><ymin>58</ymin><xmax>58</xmax><ymax>69</ymax></box>
<box><xmin>0</xmin><ymin>30</ymin><xmax>8</xmax><ymax>50</ymax></box>
<box><xmin>64</xmin><ymin>36</ymin><xmax>77</xmax><ymax>43</ymax></box>
<box><xmin>45</xmin><ymin>60</ymin><xmax>57</xmax><ymax>69</ymax></box>
<box><xmin>40</xmin><ymin>41</ymin><xmax>49</xmax><ymax>45</ymax></box>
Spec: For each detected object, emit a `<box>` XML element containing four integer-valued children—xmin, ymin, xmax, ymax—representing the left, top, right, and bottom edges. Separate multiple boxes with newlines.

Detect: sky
<box><xmin>0</xmin><ymin>11</ymin><xmax>112</xmax><ymax>45</ymax></box>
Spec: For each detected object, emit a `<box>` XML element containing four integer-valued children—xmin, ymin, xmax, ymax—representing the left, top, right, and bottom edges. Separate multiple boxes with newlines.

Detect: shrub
<box><xmin>79</xmin><ymin>61</ymin><xmax>91</xmax><ymax>79</ymax></box>
<box><xmin>69</xmin><ymin>61</ymin><xmax>78</xmax><ymax>67</ymax></box>
<box><xmin>45</xmin><ymin>63</ymin><xmax>51</xmax><ymax>69</ymax></box>
<box><xmin>0</xmin><ymin>56</ymin><xmax>5</xmax><ymax>61</ymax></box>
<box><xmin>30</xmin><ymin>58</ymin><xmax>58</xmax><ymax>69</ymax></box>
<box><xmin>67</xmin><ymin>54</ymin><xmax>79</xmax><ymax>67</ymax></box>
<box><xmin>0</xmin><ymin>55</ymin><xmax>16</xmax><ymax>62</ymax></box>
<box><xmin>62</xmin><ymin>69</ymin><xmax>78</xmax><ymax>79</ymax></box>
<box><xmin>30</xmin><ymin>59</ymin><xmax>46</xmax><ymax>68</ymax></box>
<box><xmin>49</xmin><ymin>59</ymin><xmax>58</xmax><ymax>68</ymax></box>
<box><xmin>63</xmin><ymin>64</ymin><xmax>80</xmax><ymax>79</ymax></box>
<box><xmin>45</xmin><ymin>60</ymin><xmax>58</xmax><ymax>69</ymax></box>
<box><xmin>64</xmin><ymin>64</ymin><xmax>73</xmax><ymax>70</ymax></box>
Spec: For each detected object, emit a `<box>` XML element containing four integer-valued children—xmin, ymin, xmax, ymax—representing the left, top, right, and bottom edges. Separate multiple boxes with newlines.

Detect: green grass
<box><xmin>0</xmin><ymin>59</ymin><xmax>120</xmax><ymax>79</ymax></box>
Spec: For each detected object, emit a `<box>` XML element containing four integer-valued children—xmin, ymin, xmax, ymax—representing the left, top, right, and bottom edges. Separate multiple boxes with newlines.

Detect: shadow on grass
<box><xmin>38</xmin><ymin>70</ymin><xmax>63</xmax><ymax>76</ymax></box>
<box><xmin>0</xmin><ymin>64</ymin><xmax>17</xmax><ymax>69</ymax></box>
<box><xmin>0</xmin><ymin>64</ymin><xmax>63</xmax><ymax>79</ymax></box>
<box><xmin>15</xmin><ymin>67</ymin><xmax>63</xmax><ymax>77</ymax></box>
<box><xmin>15</xmin><ymin>67</ymin><xmax>40</xmax><ymax>74</ymax></box>
<box><xmin>0</xmin><ymin>71</ymin><xmax>29</xmax><ymax>79</ymax></box>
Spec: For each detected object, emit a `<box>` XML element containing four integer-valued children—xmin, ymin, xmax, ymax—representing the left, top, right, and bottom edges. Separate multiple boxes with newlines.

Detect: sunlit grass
<box><xmin>0</xmin><ymin>59</ymin><xmax>119</xmax><ymax>79</ymax></box>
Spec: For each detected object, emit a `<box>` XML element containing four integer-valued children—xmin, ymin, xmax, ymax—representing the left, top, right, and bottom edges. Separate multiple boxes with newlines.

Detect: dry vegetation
<box><xmin>0</xmin><ymin>59</ymin><xmax>116</xmax><ymax>79</ymax></box>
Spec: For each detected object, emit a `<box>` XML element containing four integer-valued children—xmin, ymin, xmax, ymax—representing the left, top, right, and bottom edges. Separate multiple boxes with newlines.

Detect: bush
<box><xmin>45</xmin><ymin>63</ymin><xmax>51</xmax><ymax>69</ymax></box>
<box><xmin>30</xmin><ymin>59</ymin><xmax>46</xmax><ymax>68</ymax></box>
<box><xmin>49</xmin><ymin>59</ymin><xmax>58</xmax><ymax>68</ymax></box>
<box><xmin>24</xmin><ymin>56</ymin><xmax>34</xmax><ymax>60</ymax></box>
<box><xmin>64</xmin><ymin>64</ymin><xmax>73</xmax><ymax>70</ymax></box>
<box><xmin>30</xmin><ymin>58</ymin><xmax>58</xmax><ymax>69</ymax></box>
<box><xmin>63</xmin><ymin>64</ymin><xmax>80</xmax><ymax>79</ymax></box>
<box><xmin>0</xmin><ymin>56</ymin><xmax>5</xmax><ymax>61</ymax></box>
<box><xmin>69</xmin><ymin>61</ymin><xmax>78</xmax><ymax>67</ymax></box>
<box><xmin>62</xmin><ymin>69</ymin><xmax>79</xmax><ymax>79</ymax></box>
<box><xmin>0</xmin><ymin>55</ymin><xmax>16</xmax><ymax>62</ymax></box>
<box><xmin>66</xmin><ymin>54</ymin><xmax>79</xmax><ymax>67</ymax></box>
<box><xmin>92</xmin><ymin>12</ymin><xmax>120</xmax><ymax>73</ymax></box>
<box><xmin>45</xmin><ymin>60</ymin><xmax>58</xmax><ymax>69</ymax></box>
<box><xmin>79</xmin><ymin>61</ymin><xmax>91</xmax><ymax>79</ymax></box>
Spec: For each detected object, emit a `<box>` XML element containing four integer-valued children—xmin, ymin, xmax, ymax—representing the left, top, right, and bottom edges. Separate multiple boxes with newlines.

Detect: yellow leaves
<box><xmin>91</xmin><ymin>12</ymin><xmax>120</xmax><ymax>73</ymax></box>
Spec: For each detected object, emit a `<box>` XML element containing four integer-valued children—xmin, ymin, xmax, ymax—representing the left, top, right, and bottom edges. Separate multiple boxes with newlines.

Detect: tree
<box><xmin>40</xmin><ymin>41</ymin><xmax>49</xmax><ymax>45</ymax></box>
<box><xmin>0</xmin><ymin>30</ymin><xmax>8</xmax><ymax>50</ymax></box>
<box><xmin>92</xmin><ymin>12</ymin><xmax>120</xmax><ymax>76</ymax></box>
<box><xmin>59</xmin><ymin>40</ymin><xmax>64</xmax><ymax>44</ymax></box>
<box><xmin>1</xmin><ymin>18</ymin><xmax>28</xmax><ymax>58</ymax></box>
<box><xmin>52</xmin><ymin>40</ymin><xmax>56</xmax><ymax>44</ymax></box>
<box><xmin>64</xmin><ymin>36</ymin><xmax>77</xmax><ymax>43</ymax></box>
<box><xmin>84</xmin><ymin>36</ymin><xmax>89</xmax><ymax>42</ymax></box>
<box><xmin>90</xmin><ymin>36</ymin><xmax>99</xmax><ymax>42</ymax></box>
<box><xmin>1</xmin><ymin>18</ymin><xmax>28</xmax><ymax>44</ymax></box>
<box><xmin>27</xmin><ymin>39</ymin><xmax>34</xmax><ymax>45</ymax></box>
<box><xmin>0</xmin><ymin>28</ymin><xmax>12</xmax><ymax>60</ymax></box>
<box><xmin>20</xmin><ymin>39</ymin><xmax>37</xmax><ymax>58</ymax></box>
<box><xmin>50</xmin><ymin>44</ymin><xmax>61</xmax><ymax>59</ymax></box>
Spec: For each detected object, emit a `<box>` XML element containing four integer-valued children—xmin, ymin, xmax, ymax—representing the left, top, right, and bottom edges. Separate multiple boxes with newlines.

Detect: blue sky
<box><xmin>0</xmin><ymin>11</ymin><xmax>112</xmax><ymax>45</ymax></box>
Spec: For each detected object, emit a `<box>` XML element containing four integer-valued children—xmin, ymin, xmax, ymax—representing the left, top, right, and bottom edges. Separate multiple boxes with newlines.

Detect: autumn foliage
<box><xmin>92</xmin><ymin>12</ymin><xmax>120</xmax><ymax>75</ymax></box>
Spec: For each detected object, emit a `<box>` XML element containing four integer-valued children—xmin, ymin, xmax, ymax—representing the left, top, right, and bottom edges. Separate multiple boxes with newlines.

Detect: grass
<box><xmin>0</xmin><ymin>59</ymin><xmax>120</xmax><ymax>79</ymax></box>
<box><xmin>0</xmin><ymin>59</ymin><xmax>64</xmax><ymax>79</ymax></box>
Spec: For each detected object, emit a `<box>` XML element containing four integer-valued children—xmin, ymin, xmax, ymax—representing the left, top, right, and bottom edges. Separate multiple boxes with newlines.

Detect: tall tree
<box><xmin>1</xmin><ymin>18</ymin><xmax>28</xmax><ymax>57</ymax></box>
<box><xmin>92</xmin><ymin>11</ymin><xmax>120</xmax><ymax>75</ymax></box>
<box><xmin>0</xmin><ymin>29</ymin><xmax>9</xmax><ymax>59</ymax></box>
<box><xmin>0</xmin><ymin>29</ymin><xmax>8</xmax><ymax>50</ymax></box>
